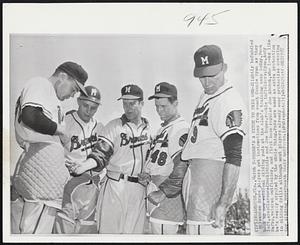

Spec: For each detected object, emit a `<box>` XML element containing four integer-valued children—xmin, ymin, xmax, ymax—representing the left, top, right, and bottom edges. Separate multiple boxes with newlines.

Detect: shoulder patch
<box><xmin>179</xmin><ymin>133</ymin><xmax>188</xmax><ymax>147</ymax></box>
<box><xmin>226</xmin><ymin>110</ymin><xmax>243</xmax><ymax>128</ymax></box>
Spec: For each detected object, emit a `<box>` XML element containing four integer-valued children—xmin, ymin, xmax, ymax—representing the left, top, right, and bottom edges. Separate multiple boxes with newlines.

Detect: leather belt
<box><xmin>106</xmin><ymin>171</ymin><xmax>139</xmax><ymax>183</ymax></box>
<box><xmin>120</xmin><ymin>173</ymin><xmax>139</xmax><ymax>183</ymax></box>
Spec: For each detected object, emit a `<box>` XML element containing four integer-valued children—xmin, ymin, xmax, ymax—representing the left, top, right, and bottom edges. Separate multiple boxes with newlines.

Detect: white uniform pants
<box><xmin>97</xmin><ymin>178</ymin><xmax>146</xmax><ymax>234</ymax></box>
<box><xmin>187</xmin><ymin>224</ymin><xmax>224</xmax><ymax>235</ymax></box>
<box><xmin>19</xmin><ymin>200</ymin><xmax>57</xmax><ymax>234</ymax></box>
<box><xmin>150</xmin><ymin>222</ymin><xmax>178</xmax><ymax>234</ymax></box>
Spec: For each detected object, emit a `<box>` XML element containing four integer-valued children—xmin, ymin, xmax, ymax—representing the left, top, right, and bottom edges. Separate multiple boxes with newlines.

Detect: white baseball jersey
<box><xmin>62</xmin><ymin>110</ymin><xmax>104</xmax><ymax>162</ymax></box>
<box><xmin>96</xmin><ymin>114</ymin><xmax>151</xmax><ymax>234</ymax></box>
<box><xmin>100</xmin><ymin>114</ymin><xmax>151</xmax><ymax>176</ymax></box>
<box><xmin>13</xmin><ymin>76</ymin><xmax>69</xmax><ymax>208</ymax></box>
<box><xmin>144</xmin><ymin>116</ymin><xmax>189</xmax><ymax>225</ymax></box>
<box><xmin>182</xmin><ymin>82</ymin><xmax>247</xmax><ymax>161</ymax></box>
<box><xmin>14</xmin><ymin>76</ymin><xmax>64</xmax><ymax>148</ymax></box>
<box><xmin>144</xmin><ymin>116</ymin><xmax>189</xmax><ymax>177</ymax></box>
<box><xmin>53</xmin><ymin>110</ymin><xmax>105</xmax><ymax>234</ymax></box>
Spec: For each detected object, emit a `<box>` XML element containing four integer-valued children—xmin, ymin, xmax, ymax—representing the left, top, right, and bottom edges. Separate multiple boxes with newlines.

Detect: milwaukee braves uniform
<box><xmin>93</xmin><ymin>114</ymin><xmax>151</xmax><ymax>234</ymax></box>
<box><xmin>13</xmin><ymin>76</ymin><xmax>70</xmax><ymax>233</ymax></box>
<box><xmin>144</xmin><ymin>116</ymin><xmax>189</xmax><ymax>233</ymax></box>
<box><xmin>181</xmin><ymin>81</ymin><xmax>247</xmax><ymax>233</ymax></box>
<box><xmin>54</xmin><ymin>110</ymin><xmax>105</xmax><ymax>234</ymax></box>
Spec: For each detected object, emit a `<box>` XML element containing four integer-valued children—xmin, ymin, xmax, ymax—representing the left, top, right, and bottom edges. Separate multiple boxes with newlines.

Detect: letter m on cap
<box><xmin>201</xmin><ymin>56</ymin><xmax>209</xmax><ymax>65</ymax></box>
<box><xmin>125</xmin><ymin>86</ymin><xmax>131</xmax><ymax>93</ymax></box>
<box><xmin>91</xmin><ymin>88</ymin><xmax>98</xmax><ymax>97</ymax></box>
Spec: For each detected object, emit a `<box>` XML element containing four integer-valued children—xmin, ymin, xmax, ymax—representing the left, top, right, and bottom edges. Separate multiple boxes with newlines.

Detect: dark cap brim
<box><xmin>148</xmin><ymin>93</ymin><xmax>172</xmax><ymax>100</ymax></box>
<box><xmin>75</xmin><ymin>80</ymin><xmax>88</xmax><ymax>96</ymax></box>
<box><xmin>117</xmin><ymin>95</ymin><xmax>142</xmax><ymax>101</ymax></box>
<box><xmin>194</xmin><ymin>63</ymin><xmax>223</xmax><ymax>78</ymax></box>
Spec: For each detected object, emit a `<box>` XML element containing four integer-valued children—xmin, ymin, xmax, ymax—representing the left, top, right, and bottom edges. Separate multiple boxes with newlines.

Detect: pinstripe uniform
<box><xmin>54</xmin><ymin>110</ymin><xmax>105</xmax><ymax>234</ymax></box>
<box><xmin>181</xmin><ymin>82</ymin><xmax>247</xmax><ymax>233</ymax></box>
<box><xmin>96</xmin><ymin>114</ymin><xmax>151</xmax><ymax>234</ymax></box>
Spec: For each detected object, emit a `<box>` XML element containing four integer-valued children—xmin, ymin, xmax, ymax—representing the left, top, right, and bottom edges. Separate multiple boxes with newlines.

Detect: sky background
<box><xmin>9</xmin><ymin>34</ymin><xmax>250</xmax><ymax>188</ymax></box>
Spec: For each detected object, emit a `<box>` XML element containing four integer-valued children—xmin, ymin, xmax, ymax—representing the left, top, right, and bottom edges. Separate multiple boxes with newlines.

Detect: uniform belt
<box><xmin>106</xmin><ymin>171</ymin><xmax>139</xmax><ymax>183</ymax></box>
<box><xmin>119</xmin><ymin>174</ymin><xmax>139</xmax><ymax>183</ymax></box>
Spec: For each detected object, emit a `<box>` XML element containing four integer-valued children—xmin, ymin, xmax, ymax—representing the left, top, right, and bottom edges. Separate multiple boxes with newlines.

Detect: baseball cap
<box><xmin>193</xmin><ymin>45</ymin><xmax>224</xmax><ymax>78</ymax></box>
<box><xmin>148</xmin><ymin>82</ymin><xmax>177</xmax><ymax>100</ymax></box>
<box><xmin>79</xmin><ymin>85</ymin><xmax>101</xmax><ymax>104</ymax></box>
<box><xmin>56</xmin><ymin>61</ymin><xmax>88</xmax><ymax>96</ymax></box>
<box><xmin>117</xmin><ymin>84</ymin><xmax>143</xmax><ymax>100</ymax></box>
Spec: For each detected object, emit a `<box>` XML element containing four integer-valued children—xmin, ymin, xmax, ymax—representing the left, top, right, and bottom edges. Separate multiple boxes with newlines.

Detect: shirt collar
<box><xmin>120</xmin><ymin>114</ymin><xmax>149</xmax><ymax>127</ymax></box>
<box><xmin>161</xmin><ymin>114</ymin><xmax>181</xmax><ymax>127</ymax></box>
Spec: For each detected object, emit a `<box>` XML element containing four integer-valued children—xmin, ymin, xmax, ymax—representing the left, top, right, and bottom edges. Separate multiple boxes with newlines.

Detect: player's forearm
<box><xmin>87</xmin><ymin>138</ymin><xmax>114</xmax><ymax>172</ymax></box>
<box><xmin>22</xmin><ymin>106</ymin><xmax>57</xmax><ymax>135</ymax></box>
<box><xmin>159</xmin><ymin>152</ymin><xmax>189</xmax><ymax>198</ymax></box>
<box><xmin>218</xmin><ymin>163</ymin><xmax>240</xmax><ymax>208</ymax></box>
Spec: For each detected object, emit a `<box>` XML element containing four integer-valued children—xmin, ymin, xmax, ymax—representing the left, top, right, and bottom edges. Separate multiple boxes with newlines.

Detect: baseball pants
<box><xmin>186</xmin><ymin>224</ymin><xmax>224</xmax><ymax>235</ymax></box>
<box><xmin>19</xmin><ymin>200</ymin><xmax>57</xmax><ymax>234</ymax></box>
<box><xmin>150</xmin><ymin>222</ymin><xmax>178</xmax><ymax>234</ymax></box>
<box><xmin>97</xmin><ymin>177</ymin><xmax>146</xmax><ymax>234</ymax></box>
<box><xmin>11</xmin><ymin>198</ymin><xmax>24</xmax><ymax>234</ymax></box>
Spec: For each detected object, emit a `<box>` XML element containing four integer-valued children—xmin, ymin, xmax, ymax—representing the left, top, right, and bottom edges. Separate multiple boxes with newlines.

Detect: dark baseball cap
<box><xmin>193</xmin><ymin>45</ymin><xmax>224</xmax><ymax>78</ymax></box>
<box><xmin>79</xmin><ymin>85</ymin><xmax>101</xmax><ymax>104</ymax></box>
<box><xmin>56</xmin><ymin>61</ymin><xmax>88</xmax><ymax>96</ymax></box>
<box><xmin>148</xmin><ymin>82</ymin><xmax>177</xmax><ymax>100</ymax></box>
<box><xmin>117</xmin><ymin>84</ymin><xmax>143</xmax><ymax>100</ymax></box>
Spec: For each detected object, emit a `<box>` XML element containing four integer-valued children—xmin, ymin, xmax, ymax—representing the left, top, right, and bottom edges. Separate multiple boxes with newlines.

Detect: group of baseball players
<box><xmin>11</xmin><ymin>44</ymin><xmax>247</xmax><ymax>235</ymax></box>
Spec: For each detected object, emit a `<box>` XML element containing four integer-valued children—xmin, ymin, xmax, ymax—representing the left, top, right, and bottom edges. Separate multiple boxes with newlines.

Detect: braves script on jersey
<box><xmin>182</xmin><ymin>82</ymin><xmax>247</xmax><ymax>224</ymax></box>
<box><xmin>96</xmin><ymin>114</ymin><xmax>151</xmax><ymax>233</ymax></box>
<box><xmin>63</xmin><ymin>110</ymin><xmax>104</xmax><ymax>162</ymax></box>
<box><xmin>100</xmin><ymin>114</ymin><xmax>151</xmax><ymax>175</ymax></box>
<box><xmin>53</xmin><ymin>110</ymin><xmax>105</xmax><ymax>234</ymax></box>
<box><xmin>144</xmin><ymin>116</ymin><xmax>189</xmax><ymax>225</ymax></box>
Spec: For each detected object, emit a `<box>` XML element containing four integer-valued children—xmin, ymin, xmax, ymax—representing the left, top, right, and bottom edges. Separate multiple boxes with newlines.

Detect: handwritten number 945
<box><xmin>183</xmin><ymin>10</ymin><xmax>230</xmax><ymax>28</ymax></box>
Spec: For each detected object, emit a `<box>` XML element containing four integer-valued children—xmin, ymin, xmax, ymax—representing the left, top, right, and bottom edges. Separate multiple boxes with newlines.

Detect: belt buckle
<box><xmin>119</xmin><ymin>173</ymin><xmax>125</xmax><ymax>180</ymax></box>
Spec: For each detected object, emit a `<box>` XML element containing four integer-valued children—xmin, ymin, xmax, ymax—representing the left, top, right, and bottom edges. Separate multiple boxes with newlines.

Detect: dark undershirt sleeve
<box><xmin>223</xmin><ymin>133</ymin><xmax>243</xmax><ymax>166</ymax></box>
<box><xmin>21</xmin><ymin>106</ymin><xmax>57</xmax><ymax>135</ymax></box>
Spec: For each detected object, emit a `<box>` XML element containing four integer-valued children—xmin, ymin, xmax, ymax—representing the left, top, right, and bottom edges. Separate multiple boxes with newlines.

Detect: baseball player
<box><xmin>181</xmin><ymin>45</ymin><xmax>248</xmax><ymax>235</ymax></box>
<box><xmin>12</xmin><ymin>61</ymin><xmax>88</xmax><ymax>234</ymax></box>
<box><xmin>53</xmin><ymin>85</ymin><xmax>105</xmax><ymax>234</ymax></box>
<box><xmin>67</xmin><ymin>84</ymin><xmax>151</xmax><ymax>234</ymax></box>
<box><xmin>138</xmin><ymin>82</ymin><xmax>189</xmax><ymax>234</ymax></box>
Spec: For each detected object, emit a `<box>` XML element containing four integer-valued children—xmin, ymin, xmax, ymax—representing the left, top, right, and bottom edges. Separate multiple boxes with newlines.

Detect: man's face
<box><xmin>77</xmin><ymin>99</ymin><xmax>99</xmax><ymax>123</ymax></box>
<box><xmin>122</xmin><ymin>99</ymin><xmax>143</xmax><ymax>122</ymax></box>
<box><xmin>198</xmin><ymin>65</ymin><xmax>226</xmax><ymax>95</ymax></box>
<box><xmin>155</xmin><ymin>97</ymin><xmax>178</xmax><ymax>122</ymax></box>
<box><xmin>56</xmin><ymin>74</ymin><xmax>79</xmax><ymax>101</ymax></box>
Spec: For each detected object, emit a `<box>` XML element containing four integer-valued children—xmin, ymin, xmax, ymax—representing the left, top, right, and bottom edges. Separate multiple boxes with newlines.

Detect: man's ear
<box><xmin>58</xmin><ymin>71</ymin><xmax>68</xmax><ymax>81</ymax></box>
<box><xmin>223</xmin><ymin>63</ymin><xmax>228</xmax><ymax>73</ymax></box>
<box><xmin>140</xmin><ymin>100</ymin><xmax>144</xmax><ymax>107</ymax></box>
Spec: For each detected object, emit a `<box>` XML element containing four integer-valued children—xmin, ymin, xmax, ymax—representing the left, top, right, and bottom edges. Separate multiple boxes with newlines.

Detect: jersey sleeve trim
<box><xmin>171</xmin><ymin>149</ymin><xmax>182</xmax><ymax>159</ymax></box>
<box><xmin>22</xmin><ymin>102</ymin><xmax>53</xmax><ymax>120</ymax></box>
<box><xmin>220</xmin><ymin>128</ymin><xmax>245</xmax><ymax>141</ymax></box>
<box><xmin>98</xmin><ymin>136</ymin><xmax>114</xmax><ymax>150</ymax></box>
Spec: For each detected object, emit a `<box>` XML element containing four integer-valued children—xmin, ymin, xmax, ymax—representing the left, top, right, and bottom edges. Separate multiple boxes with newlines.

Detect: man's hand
<box><xmin>55</xmin><ymin>123</ymin><xmax>66</xmax><ymax>136</ymax></box>
<box><xmin>65</xmin><ymin>158</ymin><xmax>97</xmax><ymax>176</ymax></box>
<box><xmin>138</xmin><ymin>172</ymin><xmax>151</xmax><ymax>186</ymax></box>
<box><xmin>210</xmin><ymin>202</ymin><xmax>227</xmax><ymax>228</ymax></box>
<box><xmin>147</xmin><ymin>190</ymin><xmax>166</xmax><ymax>206</ymax></box>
